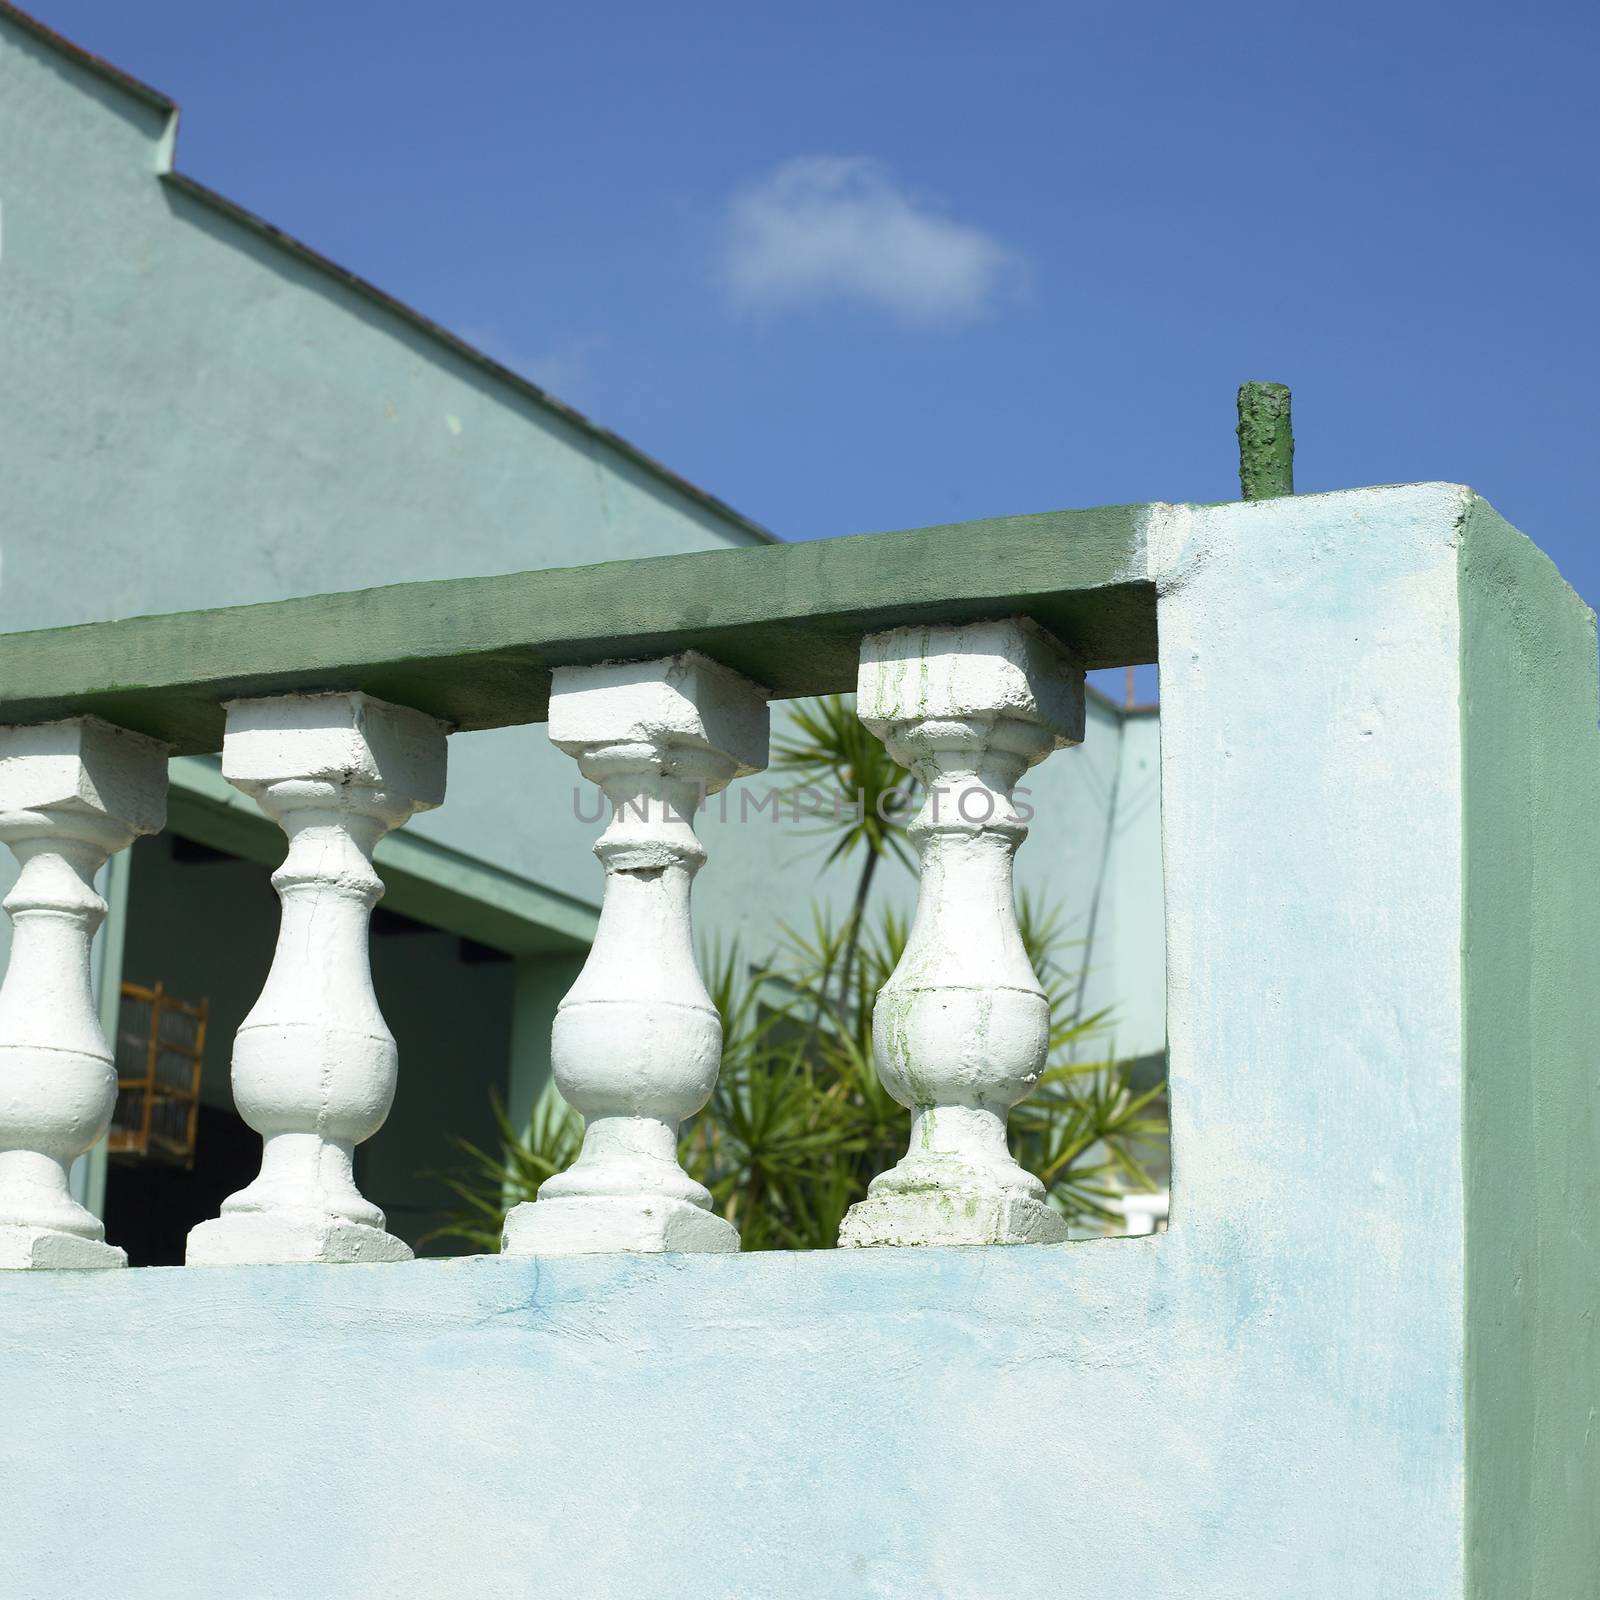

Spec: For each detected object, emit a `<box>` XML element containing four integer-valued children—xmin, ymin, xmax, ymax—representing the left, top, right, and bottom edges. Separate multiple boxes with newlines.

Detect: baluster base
<box><xmin>0</xmin><ymin>1226</ymin><xmax>126</xmax><ymax>1270</ymax></box>
<box><xmin>840</xmin><ymin>1168</ymin><xmax>1069</xmax><ymax>1248</ymax></box>
<box><xmin>186</xmin><ymin>1211</ymin><xmax>413</xmax><ymax>1266</ymax></box>
<box><xmin>501</xmin><ymin>1194</ymin><xmax>739</xmax><ymax>1257</ymax></box>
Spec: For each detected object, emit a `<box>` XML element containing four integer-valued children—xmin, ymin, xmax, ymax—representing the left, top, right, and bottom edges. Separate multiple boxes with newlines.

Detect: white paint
<box><xmin>503</xmin><ymin>653</ymin><xmax>768</xmax><ymax>1256</ymax></box>
<box><xmin>186</xmin><ymin>692</ymin><xmax>447</xmax><ymax>1265</ymax></box>
<box><xmin>1146</xmin><ymin>488</ymin><xmax>1468</xmax><ymax>1259</ymax></box>
<box><xmin>1142</xmin><ymin>487</ymin><xmax>1469</xmax><ymax>1599</ymax></box>
<box><xmin>0</xmin><ymin>717</ymin><xmax>167</xmax><ymax>1268</ymax></box>
<box><xmin>840</xmin><ymin>618</ymin><xmax>1084</xmax><ymax>1247</ymax></box>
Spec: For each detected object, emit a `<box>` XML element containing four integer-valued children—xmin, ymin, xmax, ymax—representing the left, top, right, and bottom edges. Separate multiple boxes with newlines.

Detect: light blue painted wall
<box><xmin>0</xmin><ymin>1235</ymin><xmax>1458</xmax><ymax>1600</ymax></box>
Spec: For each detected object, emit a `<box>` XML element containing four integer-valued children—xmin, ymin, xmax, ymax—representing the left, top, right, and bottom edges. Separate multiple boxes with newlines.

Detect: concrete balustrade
<box><xmin>501</xmin><ymin>652</ymin><xmax>769</xmax><ymax>1256</ymax></box>
<box><xmin>0</xmin><ymin>718</ymin><xmax>168</xmax><ymax>1269</ymax></box>
<box><xmin>0</xmin><ymin>630</ymin><xmax>1082</xmax><ymax>1268</ymax></box>
<box><xmin>840</xmin><ymin>618</ymin><xmax>1085</xmax><ymax>1248</ymax></box>
<box><xmin>186</xmin><ymin>692</ymin><xmax>448</xmax><ymax>1266</ymax></box>
<box><xmin>0</xmin><ymin>630</ymin><xmax>1083</xmax><ymax>1266</ymax></box>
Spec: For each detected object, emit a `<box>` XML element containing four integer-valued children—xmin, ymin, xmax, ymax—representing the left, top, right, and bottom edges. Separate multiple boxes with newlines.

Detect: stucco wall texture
<box><xmin>0</xmin><ymin>1243</ymin><xmax>1451</xmax><ymax>1599</ymax></box>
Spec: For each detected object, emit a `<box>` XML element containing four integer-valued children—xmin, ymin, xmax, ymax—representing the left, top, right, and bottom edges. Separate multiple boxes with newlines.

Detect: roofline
<box><xmin>0</xmin><ymin>1</ymin><xmax>176</xmax><ymax>111</ymax></box>
<box><xmin>160</xmin><ymin>175</ymin><xmax>779</xmax><ymax>545</ymax></box>
<box><xmin>0</xmin><ymin>1</ymin><xmax>780</xmax><ymax>547</ymax></box>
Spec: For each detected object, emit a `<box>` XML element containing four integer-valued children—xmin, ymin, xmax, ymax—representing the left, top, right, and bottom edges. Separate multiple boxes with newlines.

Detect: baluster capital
<box><xmin>187</xmin><ymin>692</ymin><xmax>446</xmax><ymax>1266</ymax></box>
<box><xmin>222</xmin><ymin>689</ymin><xmax>447</xmax><ymax>815</ymax></box>
<box><xmin>0</xmin><ymin>715</ymin><xmax>168</xmax><ymax>845</ymax></box>
<box><xmin>550</xmin><ymin>651</ymin><xmax>768</xmax><ymax>779</ymax></box>
<box><xmin>842</xmin><ymin>618</ymin><xmax>1085</xmax><ymax>1248</ymax></box>
<box><xmin>503</xmin><ymin>653</ymin><xmax>767</xmax><ymax>1257</ymax></box>
<box><xmin>0</xmin><ymin>717</ymin><xmax>168</xmax><ymax>1269</ymax></box>
<box><xmin>858</xmin><ymin>615</ymin><xmax>1084</xmax><ymax>764</ymax></box>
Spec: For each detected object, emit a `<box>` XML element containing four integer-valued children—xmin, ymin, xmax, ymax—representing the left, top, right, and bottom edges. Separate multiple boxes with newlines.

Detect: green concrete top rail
<box><xmin>0</xmin><ymin>504</ymin><xmax>1153</xmax><ymax>753</ymax></box>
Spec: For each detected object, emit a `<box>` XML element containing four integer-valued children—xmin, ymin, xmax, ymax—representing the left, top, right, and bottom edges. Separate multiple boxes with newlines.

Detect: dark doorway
<box><xmin>104</xmin><ymin>1105</ymin><xmax>259</xmax><ymax>1267</ymax></box>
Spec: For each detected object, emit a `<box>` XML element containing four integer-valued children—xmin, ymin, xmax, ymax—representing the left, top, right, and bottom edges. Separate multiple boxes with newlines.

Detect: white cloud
<box><xmin>719</xmin><ymin>156</ymin><xmax>1019</xmax><ymax>325</ymax></box>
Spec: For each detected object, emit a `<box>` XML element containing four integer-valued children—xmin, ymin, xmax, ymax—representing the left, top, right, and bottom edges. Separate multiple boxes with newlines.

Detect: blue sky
<box><xmin>29</xmin><ymin>0</ymin><xmax>1600</xmax><ymax>627</ymax></box>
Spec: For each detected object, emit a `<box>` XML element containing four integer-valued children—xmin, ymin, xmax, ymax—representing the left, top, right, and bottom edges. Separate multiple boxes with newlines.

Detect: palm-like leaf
<box><xmin>771</xmin><ymin>695</ymin><xmax>919</xmax><ymax>871</ymax></box>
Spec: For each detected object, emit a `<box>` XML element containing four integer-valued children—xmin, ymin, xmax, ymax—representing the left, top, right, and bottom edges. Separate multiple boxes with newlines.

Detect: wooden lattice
<box><xmin>108</xmin><ymin>982</ymin><xmax>208</xmax><ymax>1168</ymax></box>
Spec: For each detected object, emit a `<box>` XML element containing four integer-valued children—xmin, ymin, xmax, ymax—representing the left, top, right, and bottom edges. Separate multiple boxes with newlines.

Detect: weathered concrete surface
<box><xmin>0</xmin><ymin>1242</ymin><xmax>1455</xmax><ymax>1599</ymax></box>
<box><xmin>504</xmin><ymin>655</ymin><xmax>767</xmax><ymax>1257</ymax></box>
<box><xmin>843</xmin><ymin>619</ymin><xmax>1083</xmax><ymax>1247</ymax></box>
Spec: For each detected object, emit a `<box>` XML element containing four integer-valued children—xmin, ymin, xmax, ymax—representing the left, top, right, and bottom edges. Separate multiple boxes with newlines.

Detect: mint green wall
<box><xmin>0</xmin><ymin>26</ymin><xmax>770</xmax><ymax>643</ymax></box>
<box><xmin>1077</xmin><ymin>702</ymin><xmax>1164</xmax><ymax>1063</ymax></box>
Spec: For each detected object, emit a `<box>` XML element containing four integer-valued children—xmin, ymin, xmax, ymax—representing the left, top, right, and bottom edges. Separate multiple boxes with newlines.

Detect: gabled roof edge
<box><xmin>0</xmin><ymin>0</ymin><xmax>174</xmax><ymax>111</ymax></box>
<box><xmin>0</xmin><ymin>1</ymin><xmax>780</xmax><ymax>547</ymax></box>
<box><xmin>161</xmin><ymin>170</ymin><xmax>779</xmax><ymax>546</ymax></box>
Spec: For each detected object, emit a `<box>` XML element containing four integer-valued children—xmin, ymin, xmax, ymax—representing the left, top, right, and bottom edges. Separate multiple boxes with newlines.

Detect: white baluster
<box><xmin>186</xmin><ymin>692</ymin><xmax>446</xmax><ymax>1266</ymax></box>
<box><xmin>839</xmin><ymin>619</ymin><xmax>1084</xmax><ymax>1248</ymax></box>
<box><xmin>0</xmin><ymin>718</ymin><xmax>167</xmax><ymax>1269</ymax></box>
<box><xmin>502</xmin><ymin>653</ymin><xmax>768</xmax><ymax>1256</ymax></box>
